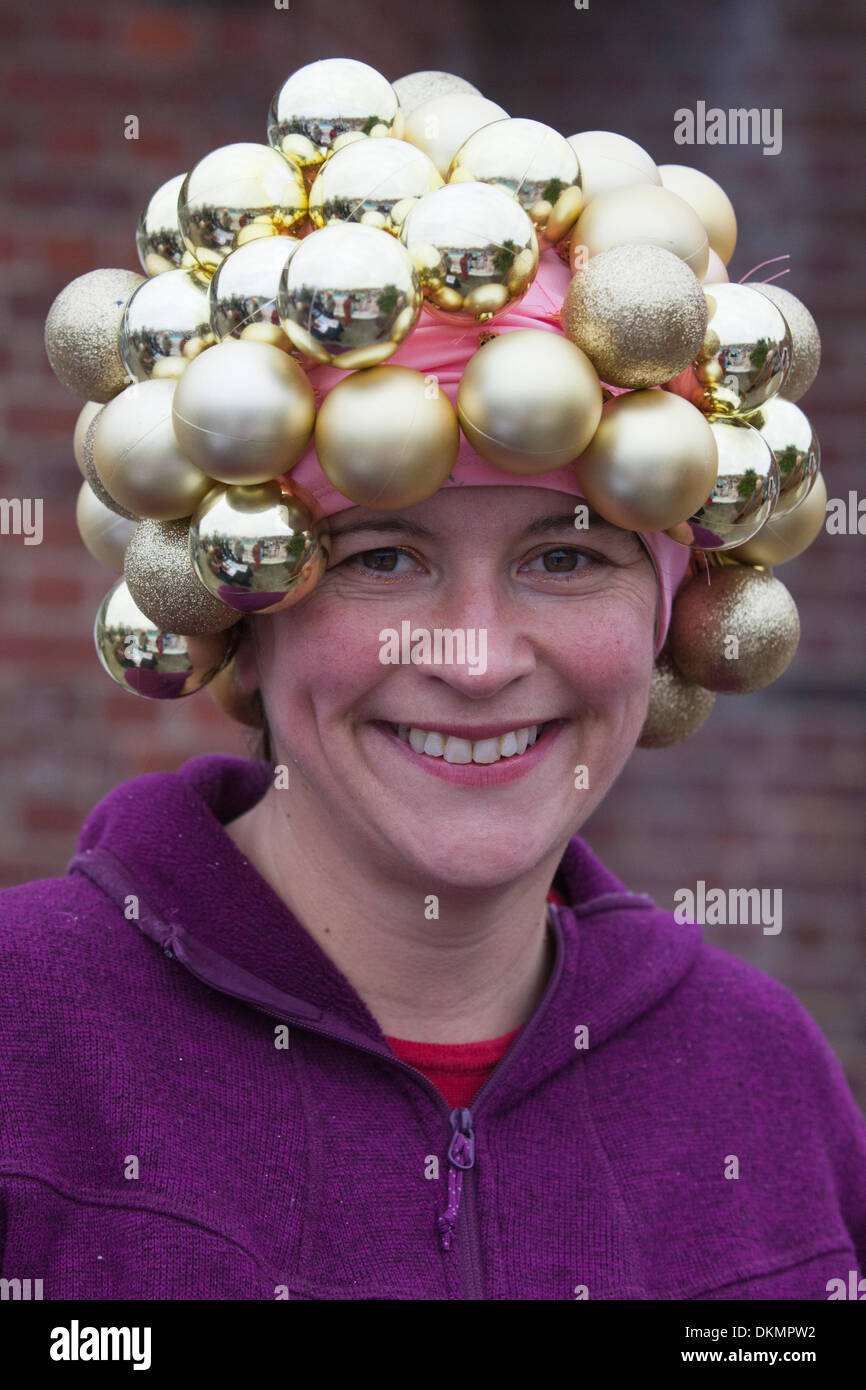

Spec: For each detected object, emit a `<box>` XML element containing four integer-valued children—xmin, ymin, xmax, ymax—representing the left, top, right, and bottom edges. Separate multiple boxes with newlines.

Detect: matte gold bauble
<box><xmin>392</xmin><ymin>70</ymin><xmax>480</xmax><ymax>115</ymax></box>
<box><xmin>637</xmin><ymin>648</ymin><xmax>716</xmax><ymax>747</ymax></box>
<box><xmin>73</xmin><ymin>400</ymin><xmax>103</xmax><ymax>478</ymax></box>
<box><xmin>727</xmin><ymin>471</ymin><xmax>827</xmax><ymax>567</ymax></box>
<box><xmin>658</xmin><ymin>164</ymin><xmax>737</xmax><ymax>265</ymax></box>
<box><xmin>668</xmin><ymin>565</ymin><xmax>800</xmax><ymax>693</ymax></box>
<box><xmin>94</xmin><ymin>579</ymin><xmax>234</xmax><ymax>699</ymax></box>
<box><xmin>561</xmin><ymin>244</ymin><xmax>708</xmax><ymax>388</ymax></box>
<box><xmin>178</xmin><ymin>143</ymin><xmax>307</xmax><ymax>273</ymax></box>
<box><xmin>571</xmin><ymin>184</ymin><xmax>709</xmax><ymax>279</ymax></box>
<box><xmin>81</xmin><ymin>406</ymin><xmax>137</xmax><ymax>519</ymax></box>
<box><xmin>209</xmin><ymin>236</ymin><xmax>301</xmax><ymax>348</ymax></box>
<box><xmin>401</xmin><ymin>92</ymin><xmax>509</xmax><ymax>177</ymax></box>
<box><xmin>172</xmin><ymin>338</ymin><xmax>316</xmax><ymax>484</ymax></box>
<box><xmin>206</xmin><ymin>657</ymin><xmax>265</xmax><ymax>728</ymax></box>
<box><xmin>278</xmin><ymin>222</ymin><xmax>422</xmax><ymax>367</ymax></box>
<box><xmin>573</xmin><ymin>389</ymin><xmax>718</xmax><ymax>530</ymax></box>
<box><xmin>702</xmin><ymin>248</ymin><xmax>729</xmax><ymax>285</ymax></box>
<box><xmin>315</xmin><ymin>364</ymin><xmax>459</xmax><ymax>507</ymax></box>
<box><xmin>119</xmin><ymin>267</ymin><xmax>214</xmax><ymax>381</ymax></box>
<box><xmin>666</xmin><ymin>283</ymin><xmax>792</xmax><ymax>418</ymax></box>
<box><xmin>308</xmin><ymin>137</ymin><xmax>443</xmax><ymax>236</ymax></box>
<box><xmin>124</xmin><ymin>517</ymin><xmax>240</xmax><ymax>634</ymax></box>
<box><xmin>268</xmin><ymin>59</ymin><xmax>402</xmax><ymax>168</ymax></box>
<box><xmin>747</xmin><ymin>281</ymin><xmax>820</xmax><ymax>403</ymax></box>
<box><xmin>136</xmin><ymin>172</ymin><xmax>187</xmax><ymax>276</ymax></box>
<box><xmin>93</xmin><ymin>379</ymin><xmax>213</xmax><ymax>520</ymax></box>
<box><xmin>189</xmin><ymin>477</ymin><xmax>328</xmax><ymax>613</ymax></box>
<box><xmin>458</xmin><ymin>329</ymin><xmax>602</xmax><ymax>474</ymax></box>
<box><xmin>448</xmin><ymin>118</ymin><xmax>582</xmax><ymax>246</ymax></box>
<box><xmin>401</xmin><ymin>181</ymin><xmax>538</xmax><ymax>324</ymax></box>
<box><xmin>743</xmin><ymin>397</ymin><xmax>820</xmax><ymax>517</ymax></box>
<box><xmin>565</xmin><ymin>130</ymin><xmax>660</xmax><ymax>203</ymax></box>
<box><xmin>685</xmin><ymin>416</ymin><xmax>779</xmax><ymax>550</ymax></box>
<box><xmin>45</xmin><ymin>268</ymin><xmax>143</xmax><ymax>402</ymax></box>
<box><xmin>75</xmin><ymin>481</ymin><xmax>136</xmax><ymax>572</ymax></box>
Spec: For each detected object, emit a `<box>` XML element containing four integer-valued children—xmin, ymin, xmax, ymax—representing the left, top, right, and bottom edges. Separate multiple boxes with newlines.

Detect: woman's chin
<box><xmin>378</xmin><ymin>823</ymin><xmax>567</xmax><ymax>893</ymax></box>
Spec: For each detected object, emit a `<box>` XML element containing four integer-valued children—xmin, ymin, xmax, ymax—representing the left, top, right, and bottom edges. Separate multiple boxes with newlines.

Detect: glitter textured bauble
<box><xmin>178</xmin><ymin>143</ymin><xmax>307</xmax><ymax>273</ymax></box>
<box><xmin>573</xmin><ymin>389</ymin><xmax>718</xmax><ymax>531</ymax></box>
<box><xmin>637</xmin><ymin>648</ymin><xmax>716</xmax><ymax>748</ymax></box>
<box><xmin>80</xmin><ymin>406</ymin><xmax>137</xmax><ymax>520</ymax></box>
<box><xmin>392</xmin><ymin>70</ymin><xmax>480</xmax><ymax>115</ymax></box>
<box><xmin>401</xmin><ymin>181</ymin><xmax>538</xmax><ymax>324</ymax></box>
<box><xmin>172</xmin><ymin>338</ymin><xmax>316</xmax><ymax>484</ymax></box>
<box><xmin>727</xmin><ymin>471</ymin><xmax>827</xmax><ymax>567</ymax></box>
<box><xmin>94</xmin><ymin>579</ymin><xmax>234</xmax><ymax>699</ymax></box>
<box><xmin>136</xmin><ymin>172</ymin><xmax>187</xmax><ymax>276</ymax></box>
<box><xmin>73</xmin><ymin>400</ymin><xmax>103</xmax><ymax>478</ymax></box>
<box><xmin>561</xmin><ymin>244</ymin><xmax>708</xmax><ymax>388</ymax></box>
<box><xmin>94</xmin><ymin>379</ymin><xmax>213</xmax><ymax>520</ymax></box>
<box><xmin>206</xmin><ymin>658</ymin><xmax>265</xmax><ymax>728</ymax></box>
<box><xmin>565</xmin><ymin>131</ymin><xmax>660</xmax><ymax>203</ymax></box>
<box><xmin>458</xmin><ymin>329</ymin><xmax>602</xmax><ymax>474</ymax></box>
<box><xmin>189</xmin><ymin>478</ymin><xmax>328</xmax><ymax>614</ymax></box>
<box><xmin>747</xmin><ymin>281</ymin><xmax>821</xmax><ymax>403</ymax></box>
<box><xmin>209</xmin><ymin>236</ymin><xmax>301</xmax><ymax>349</ymax></box>
<box><xmin>315</xmin><ymin>364</ymin><xmax>459</xmax><ymax>507</ymax></box>
<box><xmin>571</xmin><ymin>184</ymin><xmax>709</xmax><ymax>280</ymax></box>
<box><xmin>268</xmin><ymin>59</ymin><xmax>402</xmax><ymax>169</ymax></box>
<box><xmin>76</xmin><ymin>481</ymin><xmax>136</xmax><ymax>573</ymax></box>
<box><xmin>669</xmin><ymin>565</ymin><xmax>800</xmax><ymax>693</ymax></box>
<box><xmin>119</xmin><ymin>267</ymin><xmax>214</xmax><ymax>381</ymax></box>
<box><xmin>666</xmin><ymin>283</ymin><xmax>792</xmax><ymax>418</ymax></box>
<box><xmin>658</xmin><ymin>164</ymin><xmax>737</xmax><ymax>266</ymax></box>
<box><xmin>308</xmin><ymin>137</ymin><xmax>443</xmax><ymax>237</ymax></box>
<box><xmin>124</xmin><ymin>517</ymin><xmax>241</xmax><ymax>634</ymax></box>
<box><xmin>278</xmin><ymin>222</ymin><xmax>422</xmax><ymax>367</ymax></box>
<box><xmin>401</xmin><ymin>92</ymin><xmax>509</xmax><ymax>177</ymax></box>
<box><xmin>744</xmin><ymin>397</ymin><xmax>820</xmax><ymax>517</ymax></box>
<box><xmin>685</xmin><ymin>416</ymin><xmax>779</xmax><ymax>551</ymax></box>
<box><xmin>448</xmin><ymin>118</ymin><xmax>583</xmax><ymax>247</ymax></box>
<box><xmin>45</xmin><ymin>268</ymin><xmax>143</xmax><ymax>402</ymax></box>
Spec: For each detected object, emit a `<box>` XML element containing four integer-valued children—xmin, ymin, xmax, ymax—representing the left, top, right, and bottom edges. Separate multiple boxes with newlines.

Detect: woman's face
<box><xmin>236</xmin><ymin>486</ymin><xmax>659</xmax><ymax>889</ymax></box>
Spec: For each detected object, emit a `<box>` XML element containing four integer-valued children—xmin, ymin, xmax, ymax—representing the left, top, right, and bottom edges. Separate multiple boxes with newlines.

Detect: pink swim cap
<box><xmin>290</xmin><ymin>248</ymin><xmax>691</xmax><ymax>656</ymax></box>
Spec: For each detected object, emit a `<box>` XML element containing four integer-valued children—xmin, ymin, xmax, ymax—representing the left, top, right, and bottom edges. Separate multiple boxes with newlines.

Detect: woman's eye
<box><xmin>523</xmin><ymin>547</ymin><xmax>599</xmax><ymax>574</ymax></box>
<box><xmin>346</xmin><ymin>547</ymin><xmax>421</xmax><ymax>574</ymax></box>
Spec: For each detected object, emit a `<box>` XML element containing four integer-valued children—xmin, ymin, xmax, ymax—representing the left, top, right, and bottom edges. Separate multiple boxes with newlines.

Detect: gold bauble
<box><xmin>637</xmin><ymin>648</ymin><xmax>716</xmax><ymax>747</ymax></box>
<box><xmin>206</xmin><ymin>657</ymin><xmax>264</xmax><ymax>729</ymax></box>
<box><xmin>392</xmin><ymin>70</ymin><xmax>480</xmax><ymax>115</ymax></box>
<box><xmin>401</xmin><ymin>181</ymin><xmax>538</xmax><ymax>325</ymax></box>
<box><xmin>124</xmin><ymin>517</ymin><xmax>240</xmax><ymax>634</ymax></box>
<box><xmin>658</xmin><ymin>164</ymin><xmax>737</xmax><ymax>266</ymax></box>
<box><xmin>73</xmin><ymin>400</ymin><xmax>103</xmax><ymax>478</ymax></box>
<box><xmin>278</xmin><ymin>222</ymin><xmax>422</xmax><ymax>367</ymax></box>
<box><xmin>668</xmin><ymin>565</ymin><xmax>800</xmax><ymax>693</ymax></box>
<box><xmin>561</xmin><ymin>244</ymin><xmax>708</xmax><ymax>388</ymax></box>
<box><xmin>119</xmin><ymin>267</ymin><xmax>214</xmax><ymax>381</ymax></box>
<box><xmin>565</xmin><ymin>131</ymin><xmax>660</xmax><ymax>203</ymax></box>
<box><xmin>315</xmin><ymin>364</ymin><xmax>459</xmax><ymax>507</ymax></box>
<box><xmin>178</xmin><ymin>143</ymin><xmax>307</xmax><ymax>273</ymax></box>
<box><xmin>702</xmin><ymin>248</ymin><xmax>729</xmax><ymax>285</ymax></box>
<box><xmin>747</xmin><ymin>282</ymin><xmax>821</xmax><ymax>403</ymax></box>
<box><xmin>448</xmin><ymin>118</ymin><xmax>582</xmax><ymax>246</ymax></box>
<box><xmin>75</xmin><ymin>481</ymin><xmax>136</xmax><ymax>573</ymax></box>
<box><xmin>209</xmin><ymin>236</ymin><xmax>301</xmax><ymax>348</ymax></box>
<box><xmin>686</xmin><ymin>416</ymin><xmax>779</xmax><ymax>550</ymax></box>
<box><xmin>267</xmin><ymin>59</ymin><xmax>401</xmax><ymax>168</ymax></box>
<box><xmin>666</xmin><ymin>283</ymin><xmax>792</xmax><ymax>418</ymax></box>
<box><xmin>571</xmin><ymin>184</ymin><xmax>709</xmax><ymax>280</ymax></box>
<box><xmin>401</xmin><ymin>92</ymin><xmax>509</xmax><ymax>177</ymax></box>
<box><xmin>81</xmin><ymin>406</ymin><xmax>137</xmax><ymax>519</ymax></box>
<box><xmin>573</xmin><ymin>389</ymin><xmax>718</xmax><ymax>530</ymax></box>
<box><xmin>742</xmin><ymin>397</ymin><xmax>820</xmax><ymax>517</ymax></box>
<box><xmin>458</xmin><ymin>329</ymin><xmax>602</xmax><ymax>474</ymax></box>
<box><xmin>308</xmin><ymin>137</ymin><xmax>443</xmax><ymax>236</ymax></box>
<box><xmin>93</xmin><ymin>379</ymin><xmax>213</xmax><ymax>520</ymax></box>
<box><xmin>171</xmin><ymin>338</ymin><xmax>316</xmax><ymax>484</ymax></box>
<box><xmin>727</xmin><ymin>472</ymin><xmax>827</xmax><ymax>567</ymax></box>
<box><xmin>45</xmin><ymin>268</ymin><xmax>143</xmax><ymax>402</ymax></box>
<box><xmin>189</xmin><ymin>477</ymin><xmax>328</xmax><ymax>614</ymax></box>
<box><xmin>94</xmin><ymin>579</ymin><xmax>233</xmax><ymax>699</ymax></box>
<box><xmin>135</xmin><ymin>172</ymin><xmax>187</xmax><ymax>276</ymax></box>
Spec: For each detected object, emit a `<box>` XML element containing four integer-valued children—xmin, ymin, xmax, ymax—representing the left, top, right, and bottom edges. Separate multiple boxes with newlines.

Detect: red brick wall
<box><xmin>1</xmin><ymin>0</ymin><xmax>864</xmax><ymax>1105</ymax></box>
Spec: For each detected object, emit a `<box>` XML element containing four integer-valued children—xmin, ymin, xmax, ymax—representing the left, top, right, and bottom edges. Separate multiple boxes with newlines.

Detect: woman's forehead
<box><xmin>326</xmin><ymin>485</ymin><xmax>635</xmax><ymax>539</ymax></box>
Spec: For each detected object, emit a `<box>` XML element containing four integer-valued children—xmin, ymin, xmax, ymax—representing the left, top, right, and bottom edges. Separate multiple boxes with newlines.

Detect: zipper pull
<box><xmin>438</xmin><ymin>1107</ymin><xmax>475</xmax><ymax>1251</ymax></box>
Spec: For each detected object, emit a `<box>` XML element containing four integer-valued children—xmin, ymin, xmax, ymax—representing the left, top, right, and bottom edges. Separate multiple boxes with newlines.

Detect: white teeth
<box><xmin>393</xmin><ymin>722</ymin><xmax>545</xmax><ymax>764</ymax></box>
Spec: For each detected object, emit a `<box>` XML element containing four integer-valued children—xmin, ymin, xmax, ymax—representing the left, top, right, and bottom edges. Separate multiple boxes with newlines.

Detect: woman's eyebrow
<box><xmin>522</xmin><ymin>511</ymin><xmax>627</xmax><ymax>538</ymax></box>
<box><xmin>327</xmin><ymin>518</ymin><xmax>435</xmax><ymax>540</ymax></box>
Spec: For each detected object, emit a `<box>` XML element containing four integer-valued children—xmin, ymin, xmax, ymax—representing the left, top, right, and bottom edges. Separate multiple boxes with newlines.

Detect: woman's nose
<box><xmin>413</xmin><ymin>583</ymin><xmax>538</xmax><ymax>698</ymax></box>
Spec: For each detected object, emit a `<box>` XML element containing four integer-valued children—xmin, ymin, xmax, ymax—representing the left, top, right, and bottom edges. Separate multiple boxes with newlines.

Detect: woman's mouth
<box><xmin>391</xmin><ymin>721</ymin><xmax>549</xmax><ymax>765</ymax></box>
<box><xmin>371</xmin><ymin>718</ymin><xmax>566</xmax><ymax>785</ymax></box>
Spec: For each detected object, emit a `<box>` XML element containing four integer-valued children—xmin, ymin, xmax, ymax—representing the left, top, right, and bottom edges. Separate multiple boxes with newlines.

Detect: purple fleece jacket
<box><xmin>1</xmin><ymin>753</ymin><xmax>864</xmax><ymax>1301</ymax></box>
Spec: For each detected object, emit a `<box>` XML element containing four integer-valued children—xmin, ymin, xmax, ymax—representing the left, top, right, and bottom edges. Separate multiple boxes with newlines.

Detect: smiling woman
<box><xmin>2</xmin><ymin>56</ymin><xmax>862</xmax><ymax>1305</ymax></box>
